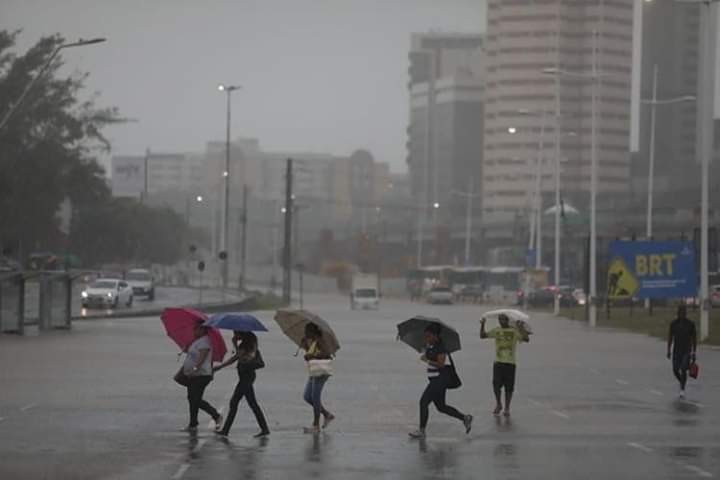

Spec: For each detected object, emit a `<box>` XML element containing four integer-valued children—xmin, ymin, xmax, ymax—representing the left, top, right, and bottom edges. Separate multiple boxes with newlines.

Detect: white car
<box><xmin>351</xmin><ymin>288</ymin><xmax>379</xmax><ymax>310</ymax></box>
<box><xmin>427</xmin><ymin>287</ymin><xmax>454</xmax><ymax>305</ymax></box>
<box><xmin>126</xmin><ymin>268</ymin><xmax>155</xmax><ymax>300</ymax></box>
<box><xmin>81</xmin><ymin>279</ymin><xmax>133</xmax><ymax>309</ymax></box>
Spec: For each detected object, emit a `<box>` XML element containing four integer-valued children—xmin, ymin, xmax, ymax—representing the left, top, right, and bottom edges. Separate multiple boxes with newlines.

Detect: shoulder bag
<box><xmin>441</xmin><ymin>353</ymin><xmax>462</xmax><ymax>390</ymax></box>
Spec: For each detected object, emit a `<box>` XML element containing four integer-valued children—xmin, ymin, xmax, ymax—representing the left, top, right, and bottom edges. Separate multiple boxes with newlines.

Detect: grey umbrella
<box><xmin>396</xmin><ymin>316</ymin><xmax>461</xmax><ymax>353</ymax></box>
<box><xmin>274</xmin><ymin>309</ymin><xmax>340</xmax><ymax>356</ymax></box>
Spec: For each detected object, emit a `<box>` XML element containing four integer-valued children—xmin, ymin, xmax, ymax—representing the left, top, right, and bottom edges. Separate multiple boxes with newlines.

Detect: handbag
<box><xmin>441</xmin><ymin>353</ymin><xmax>462</xmax><ymax>390</ymax></box>
<box><xmin>689</xmin><ymin>361</ymin><xmax>700</xmax><ymax>379</ymax></box>
<box><xmin>241</xmin><ymin>349</ymin><xmax>265</xmax><ymax>371</ymax></box>
<box><xmin>174</xmin><ymin>367</ymin><xmax>191</xmax><ymax>387</ymax></box>
<box><xmin>307</xmin><ymin>358</ymin><xmax>334</xmax><ymax>377</ymax></box>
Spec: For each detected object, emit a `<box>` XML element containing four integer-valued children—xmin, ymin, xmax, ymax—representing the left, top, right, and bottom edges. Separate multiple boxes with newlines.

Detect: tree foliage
<box><xmin>0</xmin><ymin>31</ymin><xmax>191</xmax><ymax>267</ymax></box>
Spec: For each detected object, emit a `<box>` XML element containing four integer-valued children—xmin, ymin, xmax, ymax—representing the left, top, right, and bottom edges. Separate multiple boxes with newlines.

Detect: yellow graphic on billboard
<box><xmin>607</xmin><ymin>257</ymin><xmax>640</xmax><ymax>299</ymax></box>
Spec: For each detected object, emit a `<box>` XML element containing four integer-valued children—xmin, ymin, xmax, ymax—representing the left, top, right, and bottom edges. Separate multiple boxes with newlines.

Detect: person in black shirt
<box><xmin>408</xmin><ymin>324</ymin><xmax>473</xmax><ymax>439</ymax></box>
<box><xmin>667</xmin><ymin>305</ymin><xmax>697</xmax><ymax>399</ymax></box>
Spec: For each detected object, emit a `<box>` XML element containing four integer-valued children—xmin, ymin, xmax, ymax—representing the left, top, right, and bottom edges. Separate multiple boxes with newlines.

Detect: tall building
<box><xmin>406</xmin><ymin>33</ymin><xmax>485</xmax><ymax>263</ymax></box>
<box><xmin>110</xmin><ymin>151</ymin><xmax>206</xmax><ymax>199</ymax></box>
<box><xmin>483</xmin><ymin>1</ymin><xmax>635</xmax><ymax>255</ymax></box>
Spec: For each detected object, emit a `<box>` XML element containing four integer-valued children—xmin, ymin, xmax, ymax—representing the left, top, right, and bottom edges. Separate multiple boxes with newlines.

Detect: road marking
<box><xmin>0</xmin><ymin>417</ymin><xmax>5</xmax><ymax>422</ymax></box>
<box><xmin>171</xmin><ymin>463</ymin><xmax>190</xmax><ymax>479</ymax></box>
<box><xmin>627</xmin><ymin>442</ymin><xmax>654</xmax><ymax>454</ymax></box>
<box><xmin>589</xmin><ymin>368</ymin><xmax>601</xmax><ymax>374</ymax></box>
<box><xmin>684</xmin><ymin>465</ymin><xmax>713</xmax><ymax>478</ymax></box>
<box><xmin>685</xmin><ymin>400</ymin><xmax>705</xmax><ymax>408</ymax></box>
<box><xmin>615</xmin><ymin>379</ymin><xmax>629</xmax><ymax>386</ymax></box>
<box><xmin>649</xmin><ymin>389</ymin><xmax>664</xmax><ymax>396</ymax></box>
<box><xmin>528</xmin><ymin>398</ymin><xmax>544</xmax><ymax>407</ymax></box>
<box><xmin>20</xmin><ymin>403</ymin><xmax>36</xmax><ymax>412</ymax></box>
<box><xmin>551</xmin><ymin>410</ymin><xmax>570</xmax><ymax>419</ymax></box>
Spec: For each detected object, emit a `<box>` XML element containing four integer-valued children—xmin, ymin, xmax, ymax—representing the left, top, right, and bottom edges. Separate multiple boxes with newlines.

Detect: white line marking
<box><xmin>551</xmin><ymin>410</ymin><xmax>570</xmax><ymax>419</ymax></box>
<box><xmin>20</xmin><ymin>403</ymin><xmax>36</xmax><ymax>412</ymax></box>
<box><xmin>649</xmin><ymin>389</ymin><xmax>664</xmax><ymax>396</ymax></box>
<box><xmin>528</xmin><ymin>398</ymin><xmax>544</xmax><ymax>407</ymax></box>
<box><xmin>627</xmin><ymin>442</ymin><xmax>654</xmax><ymax>454</ymax></box>
<box><xmin>171</xmin><ymin>463</ymin><xmax>190</xmax><ymax>479</ymax></box>
<box><xmin>615</xmin><ymin>379</ymin><xmax>629</xmax><ymax>386</ymax></box>
<box><xmin>684</xmin><ymin>465</ymin><xmax>713</xmax><ymax>478</ymax></box>
<box><xmin>589</xmin><ymin>368</ymin><xmax>601</xmax><ymax>374</ymax></box>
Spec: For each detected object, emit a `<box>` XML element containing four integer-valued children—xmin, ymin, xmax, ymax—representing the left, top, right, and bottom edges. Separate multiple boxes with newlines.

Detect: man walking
<box><xmin>480</xmin><ymin>314</ymin><xmax>529</xmax><ymax>417</ymax></box>
<box><xmin>667</xmin><ymin>305</ymin><xmax>697</xmax><ymax>399</ymax></box>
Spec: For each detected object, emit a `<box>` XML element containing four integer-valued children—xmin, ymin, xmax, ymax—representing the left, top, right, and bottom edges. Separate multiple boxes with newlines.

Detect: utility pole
<box><xmin>282</xmin><ymin>159</ymin><xmax>293</xmax><ymax>305</ymax></box>
<box><xmin>239</xmin><ymin>185</ymin><xmax>248</xmax><ymax>291</ymax></box>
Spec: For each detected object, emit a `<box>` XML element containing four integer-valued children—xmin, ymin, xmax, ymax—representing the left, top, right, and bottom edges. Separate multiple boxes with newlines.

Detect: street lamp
<box><xmin>185</xmin><ymin>194</ymin><xmax>204</xmax><ymax>224</ymax></box>
<box><xmin>0</xmin><ymin>37</ymin><xmax>107</xmax><ymax>131</ymax></box>
<box><xmin>217</xmin><ymin>83</ymin><xmax>241</xmax><ymax>290</ymax></box>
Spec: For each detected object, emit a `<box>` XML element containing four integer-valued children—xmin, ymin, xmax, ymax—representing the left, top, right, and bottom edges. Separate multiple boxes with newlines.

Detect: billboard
<box><xmin>607</xmin><ymin>241</ymin><xmax>697</xmax><ymax>300</ymax></box>
<box><xmin>111</xmin><ymin>155</ymin><xmax>145</xmax><ymax>198</ymax></box>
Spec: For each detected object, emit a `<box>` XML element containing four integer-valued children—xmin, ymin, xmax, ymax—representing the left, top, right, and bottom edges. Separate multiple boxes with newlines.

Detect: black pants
<box><xmin>419</xmin><ymin>377</ymin><xmax>465</xmax><ymax>429</ymax></box>
<box><xmin>672</xmin><ymin>352</ymin><xmax>690</xmax><ymax>390</ymax></box>
<box><xmin>493</xmin><ymin>362</ymin><xmax>517</xmax><ymax>394</ymax></box>
<box><xmin>187</xmin><ymin>376</ymin><xmax>220</xmax><ymax>427</ymax></box>
<box><xmin>221</xmin><ymin>372</ymin><xmax>269</xmax><ymax>434</ymax></box>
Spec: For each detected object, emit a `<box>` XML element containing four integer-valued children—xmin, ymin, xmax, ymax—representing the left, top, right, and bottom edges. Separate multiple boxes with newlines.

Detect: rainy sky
<box><xmin>1</xmin><ymin>0</ymin><xmax>485</xmax><ymax>172</ymax></box>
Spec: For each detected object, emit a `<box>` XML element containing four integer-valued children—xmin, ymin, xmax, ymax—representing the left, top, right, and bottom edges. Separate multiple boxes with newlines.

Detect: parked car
<box><xmin>527</xmin><ymin>287</ymin><xmax>556</xmax><ymax>307</ymax></box>
<box><xmin>711</xmin><ymin>285</ymin><xmax>720</xmax><ymax>307</ymax></box>
<box><xmin>125</xmin><ymin>268</ymin><xmax>155</xmax><ymax>300</ymax></box>
<box><xmin>427</xmin><ymin>287</ymin><xmax>454</xmax><ymax>305</ymax></box>
<box><xmin>81</xmin><ymin>279</ymin><xmax>133</xmax><ymax>309</ymax></box>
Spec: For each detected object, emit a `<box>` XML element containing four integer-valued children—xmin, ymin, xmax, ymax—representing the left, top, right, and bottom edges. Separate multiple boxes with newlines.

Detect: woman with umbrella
<box><xmin>399</xmin><ymin>321</ymin><xmax>473</xmax><ymax>439</ymax></box>
<box><xmin>182</xmin><ymin>323</ymin><xmax>223</xmax><ymax>433</ymax></box>
<box><xmin>300</xmin><ymin>322</ymin><xmax>336</xmax><ymax>434</ymax></box>
<box><xmin>213</xmin><ymin>330</ymin><xmax>270</xmax><ymax>438</ymax></box>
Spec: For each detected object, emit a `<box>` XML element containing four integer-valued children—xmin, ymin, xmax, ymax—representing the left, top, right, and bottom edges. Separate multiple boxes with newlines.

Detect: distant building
<box><xmin>406</xmin><ymin>32</ymin><xmax>485</xmax><ymax>264</ymax></box>
<box><xmin>110</xmin><ymin>151</ymin><xmax>206</xmax><ymax>199</ymax></box>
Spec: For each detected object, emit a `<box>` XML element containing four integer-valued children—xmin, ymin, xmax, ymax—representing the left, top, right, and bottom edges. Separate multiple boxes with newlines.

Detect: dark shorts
<box><xmin>493</xmin><ymin>362</ymin><xmax>517</xmax><ymax>392</ymax></box>
<box><xmin>673</xmin><ymin>352</ymin><xmax>690</xmax><ymax>372</ymax></box>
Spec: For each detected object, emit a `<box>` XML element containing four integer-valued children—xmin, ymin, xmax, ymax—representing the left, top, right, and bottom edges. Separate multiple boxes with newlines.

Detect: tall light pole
<box><xmin>0</xmin><ymin>38</ymin><xmax>107</xmax><ymax>131</ymax></box>
<box><xmin>451</xmin><ymin>178</ymin><xmax>481</xmax><ymax>265</ymax></box>
<box><xmin>217</xmin><ymin>84</ymin><xmax>240</xmax><ymax>290</ymax></box>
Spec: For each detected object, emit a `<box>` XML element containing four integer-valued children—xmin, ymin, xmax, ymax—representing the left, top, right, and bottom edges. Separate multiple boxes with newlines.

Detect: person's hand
<box><xmin>691</xmin><ymin>353</ymin><xmax>697</xmax><ymax>363</ymax></box>
<box><xmin>304</xmin><ymin>354</ymin><xmax>311</xmax><ymax>361</ymax></box>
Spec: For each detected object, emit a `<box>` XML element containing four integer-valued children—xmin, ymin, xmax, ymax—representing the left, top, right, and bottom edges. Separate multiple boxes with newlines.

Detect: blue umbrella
<box><xmin>204</xmin><ymin>313</ymin><xmax>268</xmax><ymax>332</ymax></box>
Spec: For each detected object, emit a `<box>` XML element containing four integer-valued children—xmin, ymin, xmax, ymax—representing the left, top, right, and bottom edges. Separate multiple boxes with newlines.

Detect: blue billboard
<box><xmin>607</xmin><ymin>241</ymin><xmax>697</xmax><ymax>299</ymax></box>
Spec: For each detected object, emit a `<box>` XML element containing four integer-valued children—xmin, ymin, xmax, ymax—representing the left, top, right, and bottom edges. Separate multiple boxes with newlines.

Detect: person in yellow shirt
<box><xmin>480</xmin><ymin>314</ymin><xmax>530</xmax><ymax>417</ymax></box>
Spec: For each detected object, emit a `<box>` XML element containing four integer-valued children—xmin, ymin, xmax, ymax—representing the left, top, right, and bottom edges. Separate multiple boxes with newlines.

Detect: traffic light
<box><xmin>218</xmin><ymin>251</ymin><xmax>228</xmax><ymax>261</ymax></box>
<box><xmin>189</xmin><ymin>244</ymin><xmax>197</xmax><ymax>254</ymax></box>
<box><xmin>198</xmin><ymin>261</ymin><xmax>205</xmax><ymax>272</ymax></box>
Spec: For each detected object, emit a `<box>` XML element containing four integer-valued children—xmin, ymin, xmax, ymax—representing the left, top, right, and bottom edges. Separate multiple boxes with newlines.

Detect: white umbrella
<box><xmin>544</xmin><ymin>203</ymin><xmax>579</xmax><ymax>216</ymax></box>
<box><xmin>481</xmin><ymin>309</ymin><xmax>533</xmax><ymax>334</ymax></box>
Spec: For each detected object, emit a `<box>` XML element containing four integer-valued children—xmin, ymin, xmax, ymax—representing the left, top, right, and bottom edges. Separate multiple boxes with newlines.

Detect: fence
<box><xmin>0</xmin><ymin>272</ymin><xmax>73</xmax><ymax>335</ymax></box>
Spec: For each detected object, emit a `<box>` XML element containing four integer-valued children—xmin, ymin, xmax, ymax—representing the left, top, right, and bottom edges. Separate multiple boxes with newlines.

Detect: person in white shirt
<box><xmin>182</xmin><ymin>323</ymin><xmax>222</xmax><ymax>433</ymax></box>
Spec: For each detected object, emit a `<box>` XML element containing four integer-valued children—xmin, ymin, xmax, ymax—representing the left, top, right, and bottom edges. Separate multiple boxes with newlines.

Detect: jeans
<box><xmin>303</xmin><ymin>375</ymin><xmax>330</xmax><ymax>426</ymax></box>
<box><xmin>187</xmin><ymin>376</ymin><xmax>220</xmax><ymax>427</ymax></box>
<box><xmin>221</xmin><ymin>372</ymin><xmax>269</xmax><ymax>434</ymax></box>
<box><xmin>419</xmin><ymin>377</ymin><xmax>465</xmax><ymax>429</ymax></box>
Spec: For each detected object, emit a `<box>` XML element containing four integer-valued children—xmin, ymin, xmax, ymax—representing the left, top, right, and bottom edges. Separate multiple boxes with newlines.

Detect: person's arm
<box><xmin>520</xmin><ymin>329</ymin><xmax>530</xmax><ymax>343</ymax></box>
<box><xmin>667</xmin><ymin>323</ymin><xmax>674</xmax><ymax>359</ymax></box>
<box><xmin>480</xmin><ymin>318</ymin><xmax>489</xmax><ymax>339</ymax></box>
<box><xmin>213</xmin><ymin>353</ymin><xmax>239</xmax><ymax>372</ymax></box>
<box><xmin>193</xmin><ymin>348</ymin><xmax>210</xmax><ymax>373</ymax></box>
<box><xmin>691</xmin><ymin>324</ymin><xmax>698</xmax><ymax>359</ymax></box>
<box><xmin>427</xmin><ymin>353</ymin><xmax>447</xmax><ymax>368</ymax></box>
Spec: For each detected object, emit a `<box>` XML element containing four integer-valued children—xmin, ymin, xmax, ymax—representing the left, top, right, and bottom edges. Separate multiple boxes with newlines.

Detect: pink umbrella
<box><xmin>161</xmin><ymin>308</ymin><xmax>227</xmax><ymax>362</ymax></box>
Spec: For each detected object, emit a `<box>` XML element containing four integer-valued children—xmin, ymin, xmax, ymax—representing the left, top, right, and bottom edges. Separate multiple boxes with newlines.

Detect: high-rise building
<box><xmin>406</xmin><ymin>32</ymin><xmax>484</xmax><ymax>264</ymax></box>
<box><xmin>483</xmin><ymin>1</ymin><xmax>635</xmax><ymax>252</ymax></box>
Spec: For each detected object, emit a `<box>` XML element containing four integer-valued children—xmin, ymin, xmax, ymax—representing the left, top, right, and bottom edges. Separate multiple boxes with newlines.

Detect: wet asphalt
<box><xmin>0</xmin><ymin>294</ymin><xmax>718</xmax><ymax>479</ymax></box>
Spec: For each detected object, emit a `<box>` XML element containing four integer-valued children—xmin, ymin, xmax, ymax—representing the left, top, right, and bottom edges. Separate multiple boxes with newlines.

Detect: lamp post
<box><xmin>451</xmin><ymin>178</ymin><xmax>481</xmax><ymax>266</ymax></box>
<box><xmin>0</xmin><ymin>38</ymin><xmax>107</xmax><ymax>131</ymax></box>
<box><xmin>217</xmin><ymin>84</ymin><xmax>240</xmax><ymax>290</ymax></box>
<box><xmin>185</xmin><ymin>195</ymin><xmax>203</xmax><ymax>225</ymax></box>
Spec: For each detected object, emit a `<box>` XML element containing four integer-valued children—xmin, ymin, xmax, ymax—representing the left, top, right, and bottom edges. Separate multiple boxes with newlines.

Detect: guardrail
<box><xmin>1</xmin><ymin>271</ymin><xmax>73</xmax><ymax>335</ymax></box>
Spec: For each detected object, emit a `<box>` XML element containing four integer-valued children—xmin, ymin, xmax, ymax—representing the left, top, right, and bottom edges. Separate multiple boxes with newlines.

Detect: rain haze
<box><xmin>2</xmin><ymin>1</ymin><xmax>720</xmax><ymax>479</ymax></box>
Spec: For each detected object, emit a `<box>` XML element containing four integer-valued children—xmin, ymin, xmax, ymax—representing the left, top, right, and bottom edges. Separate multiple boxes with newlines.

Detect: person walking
<box><xmin>301</xmin><ymin>323</ymin><xmax>335</xmax><ymax>434</ymax></box>
<box><xmin>667</xmin><ymin>305</ymin><xmax>697</xmax><ymax>399</ymax></box>
<box><xmin>182</xmin><ymin>323</ymin><xmax>223</xmax><ymax>433</ymax></box>
<box><xmin>409</xmin><ymin>324</ymin><xmax>473</xmax><ymax>439</ymax></box>
<box><xmin>480</xmin><ymin>314</ymin><xmax>529</xmax><ymax>417</ymax></box>
<box><xmin>213</xmin><ymin>331</ymin><xmax>270</xmax><ymax>438</ymax></box>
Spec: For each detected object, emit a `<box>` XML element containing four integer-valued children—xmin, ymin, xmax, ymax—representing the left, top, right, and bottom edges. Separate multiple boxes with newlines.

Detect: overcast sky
<box><xmin>2</xmin><ymin>0</ymin><xmax>485</xmax><ymax>172</ymax></box>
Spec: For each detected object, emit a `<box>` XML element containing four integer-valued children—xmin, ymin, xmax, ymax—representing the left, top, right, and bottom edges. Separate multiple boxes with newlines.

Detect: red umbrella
<box><xmin>161</xmin><ymin>308</ymin><xmax>227</xmax><ymax>362</ymax></box>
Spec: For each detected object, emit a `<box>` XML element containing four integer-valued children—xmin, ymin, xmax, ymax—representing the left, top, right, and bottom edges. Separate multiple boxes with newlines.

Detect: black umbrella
<box><xmin>396</xmin><ymin>316</ymin><xmax>461</xmax><ymax>353</ymax></box>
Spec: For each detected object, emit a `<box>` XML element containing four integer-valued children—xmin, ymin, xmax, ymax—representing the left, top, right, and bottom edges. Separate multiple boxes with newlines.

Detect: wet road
<box><xmin>0</xmin><ymin>294</ymin><xmax>718</xmax><ymax>479</ymax></box>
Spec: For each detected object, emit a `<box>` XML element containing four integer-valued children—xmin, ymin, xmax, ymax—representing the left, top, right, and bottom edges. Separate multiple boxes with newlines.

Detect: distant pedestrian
<box><xmin>480</xmin><ymin>314</ymin><xmax>529</xmax><ymax>417</ymax></box>
<box><xmin>408</xmin><ymin>324</ymin><xmax>473</xmax><ymax>439</ymax></box>
<box><xmin>213</xmin><ymin>331</ymin><xmax>270</xmax><ymax>438</ymax></box>
<box><xmin>667</xmin><ymin>305</ymin><xmax>697</xmax><ymax>399</ymax></box>
<box><xmin>182</xmin><ymin>323</ymin><xmax>223</xmax><ymax>433</ymax></box>
<box><xmin>301</xmin><ymin>323</ymin><xmax>335</xmax><ymax>434</ymax></box>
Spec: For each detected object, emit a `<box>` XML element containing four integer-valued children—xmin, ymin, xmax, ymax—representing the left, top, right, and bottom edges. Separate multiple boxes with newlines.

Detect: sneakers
<box><xmin>464</xmin><ymin>415</ymin><xmax>474</xmax><ymax>434</ymax></box>
<box><xmin>408</xmin><ymin>429</ymin><xmax>426</xmax><ymax>439</ymax></box>
<box><xmin>254</xmin><ymin>430</ymin><xmax>270</xmax><ymax>438</ymax></box>
<box><xmin>322</xmin><ymin>414</ymin><xmax>336</xmax><ymax>430</ymax></box>
<box><xmin>214</xmin><ymin>415</ymin><xmax>224</xmax><ymax>432</ymax></box>
<box><xmin>215</xmin><ymin>430</ymin><xmax>228</xmax><ymax>438</ymax></box>
<box><xmin>679</xmin><ymin>390</ymin><xmax>686</xmax><ymax>400</ymax></box>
